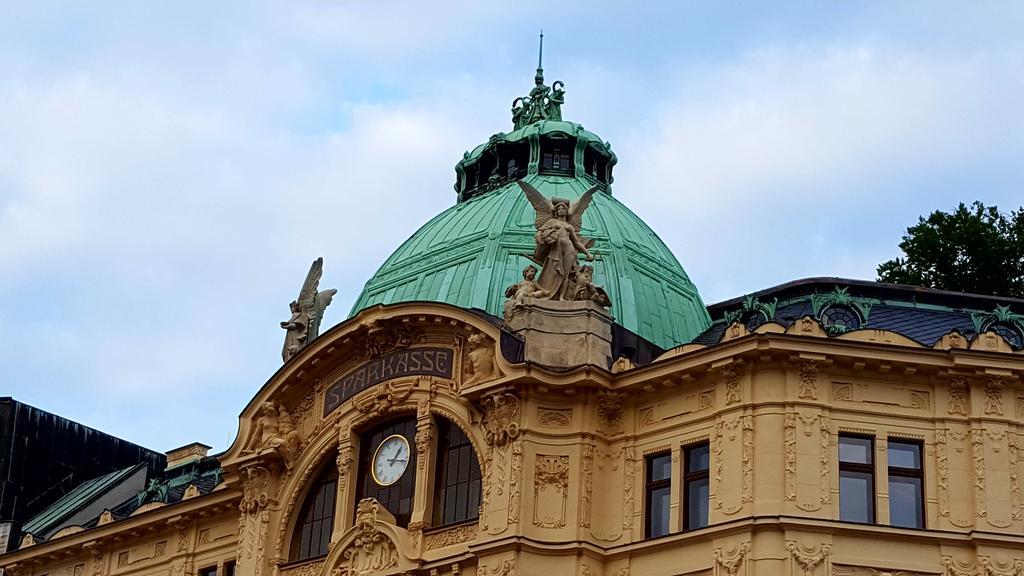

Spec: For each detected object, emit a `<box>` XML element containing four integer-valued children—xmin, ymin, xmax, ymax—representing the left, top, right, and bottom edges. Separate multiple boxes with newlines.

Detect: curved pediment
<box><xmin>221</xmin><ymin>302</ymin><xmax>517</xmax><ymax>468</ymax></box>
<box><xmin>319</xmin><ymin>498</ymin><xmax>419</xmax><ymax>576</ymax></box>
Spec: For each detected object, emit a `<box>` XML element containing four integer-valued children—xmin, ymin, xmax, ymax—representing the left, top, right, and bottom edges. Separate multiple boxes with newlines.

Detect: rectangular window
<box><xmin>644</xmin><ymin>452</ymin><xmax>672</xmax><ymax>538</ymax></box>
<box><xmin>224</xmin><ymin>561</ymin><xmax>236</xmax><ymax>576</ymax></box>
<box><xmin>683</xmin><ymin>443</ymin><xmax>710</xmax><ymax>530</ymax></box>
<box><xmin>839</xmin><ymin>434</ymin><xmax>875</xmax><ymax>523</ymax></box>
<box><xmin>888</xmin><ymin>439</ymin><xmax>924</xmax><ymax>528</ymax></box>
<box><xmin>198</xmin><ymin>567</ymin><xmax>216</xmax><ymax>576</ymax></box>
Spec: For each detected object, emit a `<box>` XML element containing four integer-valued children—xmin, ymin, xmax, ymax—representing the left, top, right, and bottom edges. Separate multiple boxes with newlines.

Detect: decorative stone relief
<box><xmin>352</xmin><ymin>380</ymin><xmax>414</xmax><ymax>420</ymax></box>
<box><xmin>481</xmin><ymin>392</ymin><xmax>521</xmax><ymax>446</ymax></box>
<box><xmin>799</xmin><ymin>361</ymin><xmax>818</xmax><ymax>400</ymax></box>
<box><xmin>279</xmin><ymin>561</ymin><xmax>324</xmax><ymax>576</ymax></box>
<box><xmin>982</xmin><ymin>428</ymin><xmax>1014</xmax><ymax>528</ymax></box>
<box><xmin>479</xmin><ymin>560</ymin><xmax>516</xmax><ymax>576</ymax></box>
<box><xmin>784</xmin><ymin>412</ymin><xmax>831</xmax><ymax>511</ymax></box>
<box><xmin>508</xmin><ymin>440</ymin><xmax>523</xmax><ymax>524</ymax></box>
<box><xmin>942</xmin><ymin>557</ymin><xmax>978</xmax><ymax>576</ymax></box>
<box><xmin>176</xmin><ymin>524</ymin><xmax>190</xmax><ymax>552</ymax></box>
<box><xmin>182</xmin><ymin>484</ymin><xmax>200</xmax><ymax>500</ymax></box>
<box><xmin>244</xmin><ymin>401</ymin><xmax>304</xmax><ymax>469</ymax></box>
<box><xmin>238</xmin><ymin>464</ymin><xmax>274</xmax><ymax>576</ymax></box>
<box><xmin>834</xmin><ymin>566</ymin><xmax>932</xmax><ymax>576</ymax></box>
<box><xmin>935</xmin><ymin>428</ymin><xmax>973</xmax><ymax>527</ymax></box>
<box><xmin>972</xmin><ymin>429</ymin><xmax>988</xmax><ymax>520</ymax></box>
<box><xmin>533</xmin><ymin>455</ymin><xmax>570</xmax><ymax>528</ymax></box>
<box><xmin>623</xmin><ymin>448</ymin><xmax>636</xmax><ymax>532</ymax></box>
<box><xmin>90</xmin><ymin>550</ymin><xmax>105</xmax><ymax>576</ymax></box>
<box><xmin>979</xmin><ymin>557</ymin><xmax>1024</xmax><ymax>576</ymax></box>
<box><xmin>337</xmin><ymin>499</ymin><xmax>399</xmax><ymax>576</ymax></box>
<box><xmin>463</xmin><ymin>332</ymin><xmax>501</xmax><ymax>387</ymax></box>
<box><xmin>415</xmin><ymin>420</ymin><xmax>432</xmax><ymax>471</ymax></box>
<box><xmin>611</xmin><ymin>355</ymin><xmax>636</xmax><ymax>373</ymax></box>
<box><xmin>537</xmin><ymin>407</ymin><xmax>571</xmax><ymax>428</ymax></box>
<box><xmin>1011</xmin><ymin>433</ymin><xmax>1022</xmax><ymax>521</ymax></box>
<box><xmin>723</xmin><ymin>366</ymin><xmax>742</xmax><ymax>405</ymax></box>
<box><xmin>713</xmin><ymin>543</ymin><xmax>751</xmax><ymax>576</ymax></box>
<box><xmin>985</xmin><ymin>379</ymin><xmax>1004</xmax><ymax>415</ymax></box>
<box><xmin>934</xmin><ymin>330</ymin><xmax>969</xmax><ymax>350</ymax></box>
<box><xmin>597</xmin><ymin>391</ymin><xmax>627</xmax><ymax>434</ymax></box>
<box><xmin>359</xmin><ymin>319</ymin><xmax>417</xmax><ymax>358</ymax></box>
<box><xmin>948</xmin><ymin>379</ymin><xmax>969</xmax><ymax>416</ymax></box>
<box><xmin>828</xmin><ymin>382</ymin><xmax>930</xmax><ymax>411</ymax></box>
<box><xmin>423</xmin><ymin>524</ymin><xmax>477</xmax><ymax>550</ymax></box>
<box><xmin>580</xmin><ymin>444</ymin><xmax>594</xmax><ymax>528</ymax></box>
<box><xmin>714</xmin><ymin>416</ymin><xmax>753</xmax><ymax>514</ymax></box>
<box><xmin>786</xmin><ymin>542</ymin><xmax>830</xmax><ymax>576</ymax></box>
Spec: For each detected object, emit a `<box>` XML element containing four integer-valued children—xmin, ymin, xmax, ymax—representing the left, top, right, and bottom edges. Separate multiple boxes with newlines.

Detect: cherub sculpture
<box><xmin>503</xmin><ymin>264</ymin><xmax>548</xmax><ymax>320</ymax></box>
<box><xmin>281</xmin><ymin>257</ymin><xmax>337</xmax><ymax>362</ymax></box>
<box><xmin>517</xmin><ymin>180</ymin><xmax>600</xmax><ymax>301</ymax></box>
<box><xmin>571</xmin><ymin>265</ymin><xmax>611</xmax><ymax>308</ymax></box>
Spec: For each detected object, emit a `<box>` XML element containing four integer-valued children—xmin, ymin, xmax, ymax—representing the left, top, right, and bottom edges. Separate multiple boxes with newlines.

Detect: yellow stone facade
<box><xmin>3</xmin><ymin>301</ymin><xmax>1024</xmax><ymax>576</ymax></box>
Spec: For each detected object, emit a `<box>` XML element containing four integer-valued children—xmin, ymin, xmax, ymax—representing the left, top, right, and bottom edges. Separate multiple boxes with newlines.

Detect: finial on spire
<box><xmin>535</xmin><ymin>30</ymin><xmax>545</xmax><ymax>86</ymax></box>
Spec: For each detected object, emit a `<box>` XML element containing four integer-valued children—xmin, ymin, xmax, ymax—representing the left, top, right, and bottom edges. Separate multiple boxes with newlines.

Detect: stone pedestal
<box><xmin>506</xmin><ymin>298</ymin><xmax>613</xmax><ymax>369</ymax></box>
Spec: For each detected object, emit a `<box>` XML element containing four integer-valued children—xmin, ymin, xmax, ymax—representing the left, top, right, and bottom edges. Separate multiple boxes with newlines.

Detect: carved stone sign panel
<box><xmin>323</xmin><ymin>347</ymin><xmax>454</xmax><ymax>416</ymax></box>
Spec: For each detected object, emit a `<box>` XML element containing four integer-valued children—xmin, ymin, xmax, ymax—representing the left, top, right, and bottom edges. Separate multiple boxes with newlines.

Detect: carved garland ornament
<box><xmin>985</xmin><ymin>378</ymin><xmax>1004</xmax><ymax>416</ymax></box>
<box><xmin>481</xmin><ymin>392</ymin><xmax>521</xmax><ymax>447</ymax></box>
<box><xmin>786</xmin><ymin>541</ymin><xmax>831</xmax><ymax>576</ymax></box>
<box><xmin>714</xmin><ymin>543</ymin><xmax>751</xmax><ymax>576</ymax></box>
<box><xmin>724</xmin><ymin>366</ymin><xmax>742</xmax><ymax>405</ymax></box>
<box><xmin>580</xmin><ymin>444</ymin><xmax>594</xmax><ymax>528</ymax></box>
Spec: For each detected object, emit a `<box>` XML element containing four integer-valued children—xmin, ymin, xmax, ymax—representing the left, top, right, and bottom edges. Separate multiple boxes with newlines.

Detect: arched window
<box><xmin>821</xmin><ymin>305</ymin><xmax>861</xmax><ymax>333</ymax></box>
<box><xmin>989</xmin><ymin>323</ymin><xmax>1024</xmax><ymax>349</ymax></box>
<box><xmin>289</xmin><ymin>463</ymin><xmax>337</xmax><ymax>562</ymax></box>
<box><xmin>741</xmin><ymin>311</ymin><xmax>767</xmax><ymax>332</ymax></box>
<box><xmin>433</xmin><ymin>419</ymin><xmax>481</xmax><ymax>526</ymax></box>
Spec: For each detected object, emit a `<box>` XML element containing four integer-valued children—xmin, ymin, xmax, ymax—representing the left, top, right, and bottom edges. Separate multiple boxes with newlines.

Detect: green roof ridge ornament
<box><xmin>970</xmin><ymin>304</ymin><xmax>1024</xmax><ymax>334</ymax></box>
<box><xmin>511</xmin><ymin>31</ymin><xmax>565</xmax><ymax>129</ymax></box>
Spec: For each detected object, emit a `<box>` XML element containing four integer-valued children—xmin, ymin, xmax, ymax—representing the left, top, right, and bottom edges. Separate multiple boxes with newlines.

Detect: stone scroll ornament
<box><xmin>506</xmin><ymin>181</ymin><xmax>611</xmax><ymax>318</ymax></box>
<box><xmin>281</xmin><ymin>257</ymin><xmax>337</xmax><ymax>362</ymax></box>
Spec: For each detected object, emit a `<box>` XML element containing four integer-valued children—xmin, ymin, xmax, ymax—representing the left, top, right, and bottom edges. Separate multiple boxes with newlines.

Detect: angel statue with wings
<box><xmin>281</xmin><ymin>257</ymin><xmax>337</xmax><ymax>362</ymax></box>
<box><xmin>517</xmin><ymin>180</ymin><xmax>603</xmax><ymax>302</ymax></box>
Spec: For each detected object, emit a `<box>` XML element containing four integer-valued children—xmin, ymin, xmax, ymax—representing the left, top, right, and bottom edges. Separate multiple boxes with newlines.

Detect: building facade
<box><xmin>3</xmin><ymin>67</ymin><xmax>1024</xmax><ymax>576</ymax></box>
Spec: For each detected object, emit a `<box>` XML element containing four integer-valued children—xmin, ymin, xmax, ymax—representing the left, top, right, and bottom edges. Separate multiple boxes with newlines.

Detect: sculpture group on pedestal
<box><xmin>503</xmin><ymin>181</ymin><xmax>611</xmax><ymax>321</ymax></box>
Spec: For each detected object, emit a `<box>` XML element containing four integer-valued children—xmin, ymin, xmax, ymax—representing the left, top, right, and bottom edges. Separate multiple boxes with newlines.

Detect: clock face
<box><xmin>371</xmin><ymin>434</ymin><xmax>411</xmax><ymax>487</ymax></box>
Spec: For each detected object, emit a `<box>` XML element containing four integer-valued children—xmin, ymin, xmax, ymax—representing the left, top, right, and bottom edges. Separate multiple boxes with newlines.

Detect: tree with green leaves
<box><xmin>877</xmin><ymin>202</ymin><xmax>1024</xmax><ymax>298</ymax></box>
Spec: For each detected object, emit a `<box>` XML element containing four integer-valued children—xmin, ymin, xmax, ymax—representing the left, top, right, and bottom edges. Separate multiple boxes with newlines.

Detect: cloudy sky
<box><xmin>2</xmin><ymin>2</ymin><xmax>1022</xmax><ymax>454</ymax></box>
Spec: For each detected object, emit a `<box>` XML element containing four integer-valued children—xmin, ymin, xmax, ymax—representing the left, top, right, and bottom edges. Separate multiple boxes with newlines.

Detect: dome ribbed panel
<box><xmin>351</xmin><ymin>175</ymin><xmax>710</xmax><ymax>348</ymax></box>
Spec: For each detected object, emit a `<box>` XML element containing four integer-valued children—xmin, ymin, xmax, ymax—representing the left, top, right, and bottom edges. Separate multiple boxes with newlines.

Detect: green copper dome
<box><xmin>350</xmin><ymin>68</ymin><xmax>710</xmax><ymax>348</ymax></box>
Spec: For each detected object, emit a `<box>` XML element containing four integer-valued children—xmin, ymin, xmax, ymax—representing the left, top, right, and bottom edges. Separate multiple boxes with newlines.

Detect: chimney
<box><xmin>165</xmin><ymin>442</ymin><xmax>212</xmax><ymax>469</ymax></box>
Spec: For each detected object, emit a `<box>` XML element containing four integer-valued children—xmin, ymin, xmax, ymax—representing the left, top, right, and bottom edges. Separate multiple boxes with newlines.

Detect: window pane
<box><xmin>840</xmin><ymin>470</ymin><xmax>874</xmax><ymax>523</ymax></box>
<box><xmin>839</xmin><ymin>436</ymin><xmax>873</xmax><ymax>464</ymax></box>
<box><xmin>648</xmin><ymin>486</ymin><xmax>670</xmax><ymax>537</ymax></box>
<box><xmin>889</xmin><ymin>476</ymin><xmax>923</xmax><ymax>528</ymax></box>
<box><xmin>686</xmin><ymin>444</ymin><xmax>710</xmax><ymax>473</ymax></box>
<box><xmin>888</xmin><ymin>441</ymin><xmax>921</xmax><ymax>470</ymax></box>
<box><xmin>686</xmin><ymin>477</ymin><xmax>709</xmax><ymax>529</ymax></box>
<box><xmin>650</xmin><ymin>454</ymin><xmax>672</xmax><ymax>482</ymax></box>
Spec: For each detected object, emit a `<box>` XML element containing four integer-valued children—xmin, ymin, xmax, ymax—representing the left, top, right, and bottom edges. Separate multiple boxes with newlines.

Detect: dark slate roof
<box><xmin>694</xmin><ymin>277</ymin><xmax>1024</xmax><ymax>349</ymax></box>
<box><xmin>105</xmin><ymin>458</ymin><xmax>222</xmax><ymax>521</ymax></box>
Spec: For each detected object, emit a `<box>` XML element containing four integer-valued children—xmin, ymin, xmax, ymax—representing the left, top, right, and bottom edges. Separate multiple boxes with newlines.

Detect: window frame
<box><xmin>838</xmin><ymin>433</ymin><xmax>876</xmax><ymax>524</ymax></box>
<box><xmin>289</xmin><ymin>464</ymin><xmax>338</xmax><ymax>562</ymax></box>
<box><xmin>887</xmin><ymin>438</ymin><xmax>925</xmax><ymax>529</ymax></box>
<box><xmin>644</xmin><ymin>452</ymin><xmax>672</xmax><ymax>539</ymax></box>
<box><xmin>682</xmin><ymin>442</ymin><xmax>710</xmax><ymax>531</ymax></box>
<box><xmin>432</xmin><ymin>419</ymin><xmax>482</xmax><ymax>527</ymax></box>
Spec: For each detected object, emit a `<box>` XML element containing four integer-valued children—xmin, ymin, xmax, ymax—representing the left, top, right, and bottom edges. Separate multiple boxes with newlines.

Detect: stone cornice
<box><xmin>0</xmin><ymin>488</ymin><xmax>241</xmax><ymax>567</ymax></box>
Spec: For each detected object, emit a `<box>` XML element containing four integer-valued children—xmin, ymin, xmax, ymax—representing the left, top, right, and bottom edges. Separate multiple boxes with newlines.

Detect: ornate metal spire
<box><xmin>511</xmin><ymin>32</ymin><xmax>564</xmax><ymax>130</ymax></box>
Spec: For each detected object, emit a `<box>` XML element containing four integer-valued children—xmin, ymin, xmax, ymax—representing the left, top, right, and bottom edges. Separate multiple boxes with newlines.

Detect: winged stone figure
<box><xmin>517</xmin><ymin>180</ymin><xmax>600</xmax><ymax>301</ymax></box>
<box><xmin>281</xmin><ymin>257</ymin><xmax>337</xmax><ymax>362</ymax></box>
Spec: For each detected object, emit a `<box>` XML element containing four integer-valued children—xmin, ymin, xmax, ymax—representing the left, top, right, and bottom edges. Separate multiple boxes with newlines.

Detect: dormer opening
<box><xmin>539</xmin><ymin>134</ymin><xmax>575</xmax><ymax>176</ymax></box>
<box><xmin>583</xmin><ymin>143</ymin><xmax>611</xmax><ymax>184</ymax></box>
<box><xmin>458</xmin><ymin>139</ymin><xmax>531</xmax><ymax>202</ymax></box>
